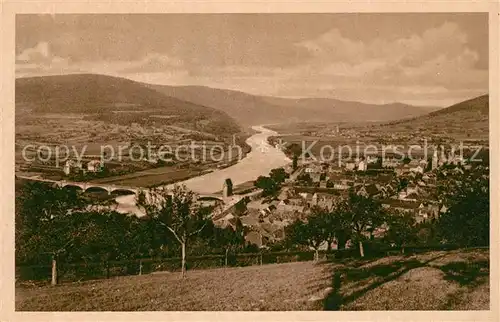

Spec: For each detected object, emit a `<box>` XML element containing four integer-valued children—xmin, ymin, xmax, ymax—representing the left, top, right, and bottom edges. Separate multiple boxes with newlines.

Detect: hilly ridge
<box><xmin>376</xmin><ymin>94</ymin><xmax>489</xmax><ymax>141</ymax></box>
<box><xmin>15</xmin><ymin>74</ymin><xmax>241</xmax><ymax>136</ymax></box>
<box><xmin>148</xmin><ymin>84</ymin><xmax>441</xmax><ymax>126</ymax></box>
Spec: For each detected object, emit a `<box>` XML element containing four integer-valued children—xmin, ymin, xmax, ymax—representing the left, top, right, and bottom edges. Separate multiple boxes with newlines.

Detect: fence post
<box><xmin>51</xmin><ymin>254</ymin><xmax>58</xmax><ymax>286</ymax></box>
<box><xmin>106</xmin><ymin>261</ymin><xmax>110</xmax><ymax>279</ymax></box>
<box><xmin>139</xmin><ymin>259</ymin><xmax>143</xmax><ymax>276</ymax></box>
<box><xmin>260</xmin><ymin>252</ymin><xmax>263</xmax><ymax>266</ymax></box>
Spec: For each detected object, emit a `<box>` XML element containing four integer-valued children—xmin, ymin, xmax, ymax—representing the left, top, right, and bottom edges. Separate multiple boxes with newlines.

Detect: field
<box><xmin>89</xmin><ymin>165</ymin><xmax>205</xmax><ymax>187</ymax></box>
<box><xmin>16</xmin><ymin>248</ymin><xmax>489</xmax><ymax>311</ymax></box>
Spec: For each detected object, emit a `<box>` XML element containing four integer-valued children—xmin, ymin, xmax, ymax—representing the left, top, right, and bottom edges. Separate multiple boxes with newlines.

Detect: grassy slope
<box><xmin>15</xmin><ymin>74</ymin><xmax>241</xmax><ymax>136</ymax></box>
<box><xmin>16</xmin><ymin>248</ymin><xmax>489</xmax><ymax>311</ymax></box>
<box><xmin>377</xmin><ymin>94</ymin><xmax>489</xmax><ymax>140</ymax></box>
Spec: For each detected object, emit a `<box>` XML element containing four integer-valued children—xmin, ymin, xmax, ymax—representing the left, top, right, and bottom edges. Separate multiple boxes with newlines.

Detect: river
<box><xmin>114</xmin><ymin>125</ymin><xmax>291</xmax><ymax>215</ymax></box>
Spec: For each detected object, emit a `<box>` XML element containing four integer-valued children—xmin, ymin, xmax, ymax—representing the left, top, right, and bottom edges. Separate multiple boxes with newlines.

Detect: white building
<box><xmin>357</xmin><ymin>160</ymin><xmax>367</xmax><ymax>171</ymax></box>
<box><xmin>87</xmin><ymin>160</ymin><xmax>103</xmax><ymax>172</ymax></box>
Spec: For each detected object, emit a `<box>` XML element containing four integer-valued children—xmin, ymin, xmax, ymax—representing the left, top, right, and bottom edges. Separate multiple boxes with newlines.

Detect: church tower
<box><xmin>223</xmin><ymin>178</ymin><xmax>233</xmax><ymax>199</ymax></box>
<box><xmin>432</xmin><ymin>149</ymin><xmax>438</xmax><ymax>170</ymax></box>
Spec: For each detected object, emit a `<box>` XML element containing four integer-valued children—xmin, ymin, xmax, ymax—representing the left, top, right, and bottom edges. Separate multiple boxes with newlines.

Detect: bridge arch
<box><xmin>84</xmin><ymin>186</ymin><xmax>111</xmax><ymax>194</ymax></box>
<box><xmin>198</xmin><ymin>195</ymin><xmax>224</xmax><ymax>201</ymax></box>
<box><xmin>109</xmin><ymin>188</ymin><xmax>138</xmax><ymax>196</ymax></box>
<box><xmin>60</xmin><ymin>183</ymin><xmax>84</xmax><ymax>191</ymax></box>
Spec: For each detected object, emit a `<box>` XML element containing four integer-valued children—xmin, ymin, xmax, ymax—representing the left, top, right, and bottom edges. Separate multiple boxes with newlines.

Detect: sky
<box><xmin>16</xmin><ymin>13</ymin><xmax>488</xmax><ymax>107</ymax></box>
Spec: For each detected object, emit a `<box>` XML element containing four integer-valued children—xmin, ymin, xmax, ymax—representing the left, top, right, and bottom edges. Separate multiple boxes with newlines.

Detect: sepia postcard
<box><xmin>1</xmin><ymin>1</ymin><xmax>499</xmax><ymax>321</ymax></box>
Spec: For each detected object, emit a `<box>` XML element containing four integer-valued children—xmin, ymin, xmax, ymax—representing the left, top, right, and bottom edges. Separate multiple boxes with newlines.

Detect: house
<box><xmin>417</xmin><ymin>180</ymin><xmax>427</xmax><ymax>187</ymax></box>
<box><xmin>404</xmin><ymin>192</ymin><xmax>419</xmax><ymax>201</ymax></box>
<box><xmin>287</xmin><ymin>197</ymin><xmax>305</xmax><ymax>206</ymax></box>
<box><xmin>376</xmin><ymin>174</ymin><xmax>394</xmax><ymax>184</ymax></box>
<box><xmin>311</xmin><ymin>173</ymin><xmax>321</xmax><ymax>183</ymax></box>
<box><xmin>247</xmin><ymin>200</ymin><xmax>267</xmax><ymax>210</ymax></box>
<box><xmin>357</xmin><ymin>160</ymin><xmax>367</xmax><ymax>171</ymax></box>
<box><xmin>416</xmin><ymin>203</ymin><xmax>440</xmax><ymax>222</ymax></box>
<box><xmin>345</xmin><ymin>162</ymin><xmax>356</xmax><ymax>171</ymax></box>
<box><xmin>299</xmin><ymin>192</ymin><xmax>313</xmax><ymax>200</ymax></box>
<box><xmin>366</xmin><ymin>156</ymin><xmax>378</xmax><ymax>164</ymax></box>
<box><xmin>419</xmin><ymin>159</ymin><xmax>429</xmax><ymax>168</ymax></box>
<box><xmin>382</xmin><ymin>158</ymin><xmax>400</xmax><ymax>168</ymax></box>
<box><xmin>62</xmin><ymin>159</ymin><xmax>84</xmax><ymax>175</ymax></box>
<box><xmin>213</xmin><ymin>213</ymin><xmax>240</xmax><ymax>230</ymax></box>
<box><xmin>87</xmin><ymin>160</ymin><xmax>103</xmax><ymax>172</ymax></box>
<box><xmin>63</xmin><ymin>161</ymin><xmax>71</xmax><ymax>175</ymax></box>
<box><xmin>277</xmin><ymin>199</ymin><xmax>290</xmax><ymax>207</ymax></box>
<box><xmin>406</xmin><ymin>184</ymin><xmax>420</xmax><ymax>195</ymax></box>
<box><xmin>334</xmin><ymin>183</ymin><xmax>350</xmax><ymax>190</ymax></box>
<box><xmin>408</xmin><ymin>159</ymin><xmax>420</xmax><ymax>167</ymax></box>
<box><xmin>314</xmin><ymin>192</ymin><xmax>339</xmax><ymax>209</ymax></box>
<box><xmin>410</xmin><ymin>165</ymin><xmax>425</xmax><ymax>174</ymax></box>
<box><xmin>277</xmin><ymin>189</ymin><xmax>290</xmax><ymax>201</ymax></box>
<box><xmin>245</xmin><ymin>230</ymin><xmax>272</xmax><ymax>248</ymax></box>
<box><xmin>452</xmin><ymin>167</ymin><xmax>465</xmax><ymax>175</ymax></box>
<box><xmin>260</xmin><ymin>222</ymin><xmax>285</xmax><ymax>241</ymax></box>
<box><xmin>240</xmin><ymin>214</ymin><xmax>260</xmax><ymax>228</ymax></box>
<box><xmin>276</xmin><ymin>204</ymin><xmax>306</xmax><ymax>217</ymax></box>
<box><xmin>394</xmin><ymin>164</ymin><xmax>411</xmax><ymax>176</ymax></box>
<box><xmin>382</xmin><ymin>199</ymin><xmax>420</xmax><ymax>215</ymax></box>
<box><xmin>305</xmin><ymin>167</ymin><xmax>315</xmax><ymax>174</ymax></box>
<box><xmin>357</xmin><ymin>184</ymin><xmax>381</xmax><ymax>198</ymax></box>
<box><xmin>380</xmin><ymin>184</ymin><xmax>396</xmax><ymax>198</ymax></box>
<box><xmin>328</xmin><ymin>164</ymin><xmax>343</xmax><ymax>173</ymax></box>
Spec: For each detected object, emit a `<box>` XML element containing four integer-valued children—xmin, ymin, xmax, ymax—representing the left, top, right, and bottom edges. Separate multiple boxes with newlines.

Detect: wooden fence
<box><xmin>16</xmin><ymin>244</ymin><xmax>481</xmax><ymax>285</ymax></box>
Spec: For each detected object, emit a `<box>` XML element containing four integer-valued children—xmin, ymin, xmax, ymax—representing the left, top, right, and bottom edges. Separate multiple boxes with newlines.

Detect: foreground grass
<box><xmin>16</xmin><ymin>248</ymin><xmax>489</xmax><ymax>311</ymax></box>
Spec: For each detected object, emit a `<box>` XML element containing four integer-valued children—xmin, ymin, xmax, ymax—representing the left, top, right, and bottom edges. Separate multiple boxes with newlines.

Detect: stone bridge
<box><xmin>16</xmin><ymin>175</ymin><xmax>225</xmax><ymax>201</ymax></box>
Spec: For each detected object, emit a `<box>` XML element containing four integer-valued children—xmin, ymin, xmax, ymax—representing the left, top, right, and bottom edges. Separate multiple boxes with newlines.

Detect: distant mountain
<box><xmin>427</xmin><ymin>94</ymin><xmax>489</xmax><ymax>117</ymax></box>
<box><xmin>148</xmin><ymin>84</ymin><xmax>440</xmax><ymax>126</ymax></box>
<box><xmin>15</xmin><ymin>74</ymin><xmax>241</xmax><ymax>136</ymax></box>
<box><xmin>378</xmin><ymin>95</ymin><xmax>489</xmax><ymax>141</ymax></box>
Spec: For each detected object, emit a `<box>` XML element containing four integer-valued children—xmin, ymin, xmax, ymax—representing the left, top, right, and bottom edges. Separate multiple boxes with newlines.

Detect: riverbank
<box><xmin>163</xmin><ymin>125</ymin><xmax>291</xmax><ymax>194</ymax></box>
<box><xmin>114</xmin><ymin>125</ymin><xmax>290</xmax><ymax>215</ymax></box>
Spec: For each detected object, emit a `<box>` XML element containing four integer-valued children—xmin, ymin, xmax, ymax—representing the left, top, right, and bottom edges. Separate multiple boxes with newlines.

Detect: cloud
<box><xmin>17</xmin><ymin>42</ymin><xmax>52</xmax><ymax>64</ymax></box>
<box><xmin>15</xmin><ymin>18</ymin><xmax>487</xmax><ymax>107</ymax></box>
<box><xmin>294</xmin><ymin>22</ymin><xmax>487</xmax><ymax>95</ymax></box>
<box><xmin>297</xmin><ymin>29</ymin><xmax>366</xmax><ymax>65</ymax></box>
<box><xmin>118</xmin><ymin>53</ymin><xmax>185</xmax><ymax>74</ymax></box>
<box><xmin>15</xmin><ymin>41</ymin><xmax>76</xmax><ymax>77</ymax></box>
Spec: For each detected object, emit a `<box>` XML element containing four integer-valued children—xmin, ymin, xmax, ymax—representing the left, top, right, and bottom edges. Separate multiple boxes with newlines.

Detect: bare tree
<box><xmin>137</xmin><ymin>185</ymin><xmax>211</xmax><ymax>278</ymax></box>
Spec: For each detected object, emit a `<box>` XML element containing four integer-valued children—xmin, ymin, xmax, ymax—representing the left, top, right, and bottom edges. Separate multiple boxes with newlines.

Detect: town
<box><xmin>212</xmin><ymin>141</ymin><xmax>485</xmax><ymax>249</ymax></box>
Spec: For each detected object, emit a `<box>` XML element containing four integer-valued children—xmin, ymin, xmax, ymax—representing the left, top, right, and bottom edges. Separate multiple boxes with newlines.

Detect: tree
<box><xmin>16</xmin><ymin>182</ymin><xmax>86</xmax><ymax>264</ymax></box>
<box><xmin>397</xmin><ymin>177</ymin><xmax>409</xmax><ymax>192</ymax></box>
<box><xmin>297</xmin><ymin>173</ymin><xmax>312</xmax><ymax>186</ymax></box>
<box><xmin>209</xmin><ymin>219</ymin><xmax>245</xmax><ymax>266</ymax></box>
<box><xmin>286</xmin><ymin>143</ymin><xmax>302</xmax><ymax>158</ymax></box>
<box><xmin>384</xmin><ymin>211</ymin><xmax>417</xmax><ymax>253</ymax></box>
<box><xmin>137</xmin><ymin>185</ymin><xmax>211</xmax><ymax>277</ymax></box>
<box><xmin>254</xmin><ymin>175</ymin><xmax>278</xmax><ymax>196</ymax></box>
<box><xmin>327</xmin><ymin>204</ymin><xmax>352</xmax><ymax>250</ymax></box>
<box><xmin>342</xmin><ymin>192</ymin><xmax>386</xmax><ymax>257</ymax></box>
<box><xmin>270</xmin><ymin>167</ymin><xmax>288</xmax><ymax>185</ymax></box>
<box><xmin>292</xmin><ymin>155</ymin><xmax>298</xmax><ymax>171</ymax></box>
<box><xmin>437</xmin><ymin>167</ymin><xmax>489</xmax><ymax>247</ymax></box>
<box><xmin>285</xmin><ymin>208</ymin><xmax>330</xmax><ymax>261</ymax></box>
<box><xmin>16</xmin><ymin>180</ymin><xmax>161</xmax><ymax>281</ymax></box>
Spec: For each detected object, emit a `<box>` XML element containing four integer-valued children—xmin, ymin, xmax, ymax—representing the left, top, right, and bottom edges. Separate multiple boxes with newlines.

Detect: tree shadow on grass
<box><xmin>438</xmin><ymin>260</ymin><xmax>489</xmax><ymax>287</ymax></box>
<box><xmin>323</xmin><ymin>254</ymin><xmax>448</xmax><ymax>310</ymax></box>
